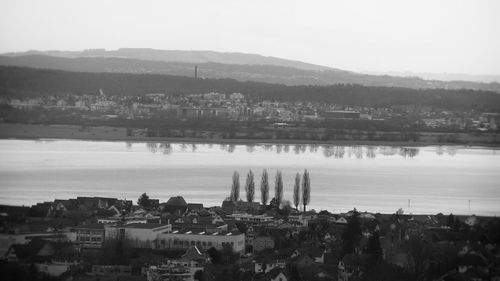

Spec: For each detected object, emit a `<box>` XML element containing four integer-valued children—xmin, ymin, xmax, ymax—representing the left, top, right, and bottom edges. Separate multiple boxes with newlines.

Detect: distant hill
<box><xmin>2</xmin><ymin>66</ymin><xmax>500</xmax><ymax>111</ymax></box>
<box><xmin>1</xmin><ymin>49</ymin><xmax>499</xmax><ymax>93</ymax></box>
<box><xmin>2</xmin><ymin>48</ymin><xmax>330</xmax><ymax>71</ymax></box>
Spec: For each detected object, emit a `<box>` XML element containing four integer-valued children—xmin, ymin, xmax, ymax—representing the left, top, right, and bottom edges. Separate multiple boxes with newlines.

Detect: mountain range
<box><xmin>1</xmin><ymin>48</ymin><xmax>499</xmax><ymax>93</ymax></box>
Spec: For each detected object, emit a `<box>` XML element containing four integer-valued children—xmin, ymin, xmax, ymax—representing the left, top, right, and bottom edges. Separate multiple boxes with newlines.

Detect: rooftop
<box><xmin>167</xmin><ymin>229</ymin><xmax>242</xmax><ymax>236</ymax></box>
<box><xmin>72</xmin><ymin>223</ymin><xmax>105</xmax><ymax>230</ymax></box>
<box><xmin>116</xmin><ymin>223</ymin><xmax>171</xmax><ymax>229</ymax></box>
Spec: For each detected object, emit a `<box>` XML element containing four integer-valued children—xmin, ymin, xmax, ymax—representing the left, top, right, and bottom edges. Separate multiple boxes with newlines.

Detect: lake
<box><xmin>0</xmin><ymin>139</ymin><xmax>499</xmax><ymax>216</ymax></box>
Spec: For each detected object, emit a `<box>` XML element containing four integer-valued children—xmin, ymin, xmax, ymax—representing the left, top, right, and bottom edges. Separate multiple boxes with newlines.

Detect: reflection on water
<box><xmin>1</xmin><ymin>139</ymin><xmax>498</xmax><ymax>215</ymax></box>
<box><xmin>139</xmin><ymin>142</ymin><xmax>441</xmax><ymax>159</ymax></box>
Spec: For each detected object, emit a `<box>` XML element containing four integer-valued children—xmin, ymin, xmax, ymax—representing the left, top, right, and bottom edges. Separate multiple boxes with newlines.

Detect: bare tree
<box><xmin>245</xmin><ymin>170</ymin><xmax>255</xmax><ymax>202</ymax></box>
<box><xmin>260</xmin><ymin>169</ymin><xmax>269</xmax><ymax>206</ymax></box>
<box><xmin>274</xmin><ymin>170</ymin><xmax>283</xmax><ymax>209</ymax></box>
<box><xmin>230</xmin><ymin>171</ymin><xmax>240</xmax><ymax>202</ymax></box>
<box><xmin>293</xmin><ymin>173</ymin><xmax>301</xmax><ymax>210</ymax></box>
<box><xmin>301</xmin><ymin>169</ymin><xmax>310</xmax><ymax>212</ymax></box>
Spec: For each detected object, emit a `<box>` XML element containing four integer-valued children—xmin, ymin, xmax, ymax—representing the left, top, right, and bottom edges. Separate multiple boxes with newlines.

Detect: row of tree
<box><xmin>229</xmin><ymin>169</ymin><xmax>311</xmax><ymax>211</ymax></box>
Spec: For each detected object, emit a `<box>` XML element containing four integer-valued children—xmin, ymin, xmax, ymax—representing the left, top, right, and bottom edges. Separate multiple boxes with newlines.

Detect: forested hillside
<box><xmin>1</xmin><ymin>66</ymin><xmax>500</xmax><ymax>111</ymax></box>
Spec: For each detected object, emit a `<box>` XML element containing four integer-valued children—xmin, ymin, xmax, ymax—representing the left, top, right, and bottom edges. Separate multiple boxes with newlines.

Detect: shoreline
<box><xmin>1</xmin><ymin>123</ymin><xmax>499</xmax><ymax>147</ymax></box>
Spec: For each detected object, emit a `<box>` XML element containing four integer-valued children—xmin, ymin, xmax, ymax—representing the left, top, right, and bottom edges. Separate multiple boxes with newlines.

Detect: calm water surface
<box><xmin>0</xmin><ymin>139</ymin><xmax>499</xmax><ymax>216</ymax></box>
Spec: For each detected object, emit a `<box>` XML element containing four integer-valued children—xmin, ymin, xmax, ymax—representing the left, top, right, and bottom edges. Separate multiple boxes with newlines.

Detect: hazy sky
<box><xmin>1</xmin><ymin>0</ymin><xmax>499</xmax><ymax>75</ymax></box>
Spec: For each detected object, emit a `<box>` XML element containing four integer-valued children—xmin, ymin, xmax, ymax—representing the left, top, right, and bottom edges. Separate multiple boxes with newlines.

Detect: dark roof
<box><xmin>266</xmin><ymin>267</ymin><xmax>286</xmax><ymax>279</ymax></box>
<box><xmin>166</xmin><ymin>196</ymin><xmax>188</xmax><ymax>206</ymax></box>
<box><xmin>72</xmin><ymin>223</ymin><xmax>105</xmax><ymax>230</ymax></box>
<box><xmin>182</xmin><ymin>246</ymin><xmax>204</xmax><ymax>260</ymax></box>
<box><xmin>7</xmin><ymin>238</ymin><xmax>66</xmax><ymax>261</ymax></box>
<box><xmin>187</xmin><ymin>203</ymin><xmax>204</xmax><ymax>210</ymax></box>
<box><xmin>117</xmin><ymin>223</ymin><xmax>170</xmax><ymax>229</ymax></box>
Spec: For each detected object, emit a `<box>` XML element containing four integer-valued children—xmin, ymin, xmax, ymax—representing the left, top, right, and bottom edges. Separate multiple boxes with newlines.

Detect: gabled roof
<box><xmin>187</xmin><ymin>203</ymin><xmax>204</xmax><ymax>210</ymax></box>
<box><xmin>182</xmin><ymin>246</ymin><xmax>205</xmax><ymax>261</ymax></box>
<box><xmin>6</xmin><ymin>238</ymin><xmax>59</xmax><ymax>261</ymax></box>
<box><xmin>266</xmin><ymin>267</ymin><xmax>287</xmax><ymax>280</ymax></box>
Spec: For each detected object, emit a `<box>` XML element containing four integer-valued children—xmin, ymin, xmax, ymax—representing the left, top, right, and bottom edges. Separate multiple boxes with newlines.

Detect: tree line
<box><xmin>1</xmin><ymin>66</ymin><xmax>500</xmax><ymax>111</ymax></box>
<box><xmin>229</xmin><ymin>169</ymin><xmax>311</xmax><ymax>212</ymax></box>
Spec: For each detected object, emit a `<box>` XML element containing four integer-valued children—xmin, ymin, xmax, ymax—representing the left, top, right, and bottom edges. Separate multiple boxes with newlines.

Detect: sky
<box><xmin>1</xmin><ymin>0</ymin><xmax>499</xmax><ymax>75</ymax></box>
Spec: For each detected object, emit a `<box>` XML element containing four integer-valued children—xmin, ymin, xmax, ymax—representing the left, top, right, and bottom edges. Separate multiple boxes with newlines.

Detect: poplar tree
<box><xmin>293</xmin><ymin>173</ymin><xmax>301</xmax><ymax>210</ymax></box>
<box><xmin>301</xmin><ymin>169</ymin><xmax>310</xmax><ymax>212</ymax></box>
<box><xmin>275</xmin><ymin>170</ymin><xmax>283</xmax><ymax>209</ymax></box>
<box><xmin>230</xmin><ymin>171</ymin><xmax>240</xmax><ymax>202</ymax></box>
<box><xmin>260</xmin><ymin>169</ymin><xmax>269</xmax><ymax>206</ymax></box>
<box><xmin>245</xmin><ymin>170</ymin><xmax>255</xmax><ymax>202</ymax></box>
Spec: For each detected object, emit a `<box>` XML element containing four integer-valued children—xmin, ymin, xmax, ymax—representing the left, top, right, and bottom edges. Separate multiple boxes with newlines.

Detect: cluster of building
<box><xmin>2</xmin><ymin>90</ymin><xmax>498</xmax><ymax>131</ymax></box>
<box><xmin>1</xmin><ymin>194</ymin><xmax>499</xmax><ymax>281</ymax></box>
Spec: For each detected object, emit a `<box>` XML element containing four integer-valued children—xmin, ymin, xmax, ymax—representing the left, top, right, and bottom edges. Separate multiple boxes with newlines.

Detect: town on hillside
<box><xmin>1</xmin><ymin>172</ymin><xmax>499</xmax><ymax>281</ymax></box>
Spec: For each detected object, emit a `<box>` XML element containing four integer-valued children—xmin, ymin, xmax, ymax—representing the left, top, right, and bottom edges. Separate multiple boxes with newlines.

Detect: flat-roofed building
<box><xmin>157</xmin><ymin>229</ymin><xmax>245</xmax><ymax>253</ymax></box>
<box><xmin>323</xmin><ymin>111</ymin><xmax>360</xmax><ymax>119</ymax></box>
<box><xmin>104</xmin><ymin>223</ymin><xmax>172</xmax><ymax>248</ymax></box>
<box><xmin>72</xmin><ymin>223</ymin><xmax>105</xmax><ymax>249</ymax></box>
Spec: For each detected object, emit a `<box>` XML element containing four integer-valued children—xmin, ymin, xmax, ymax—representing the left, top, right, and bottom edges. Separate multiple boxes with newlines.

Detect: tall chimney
<box><xmin>195</xmin><ymin>66</ymin><xmax>198</xmax><ymax>79</ymax></box>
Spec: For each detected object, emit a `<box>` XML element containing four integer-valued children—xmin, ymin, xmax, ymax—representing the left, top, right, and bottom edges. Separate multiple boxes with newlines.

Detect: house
<box><xmin>147</xmin><ymin>260</ymin><xmax>203</xmax><ymax>281</ymax></box>
<box><xmin>186</xmin><ymin>203</ymin><xmax>204</xmax><ymax>212</ymax></box>
<box><xmin>221</xmin><ymin>200</ymin><xmax>237</xmax><ymax>215</ymax></box>
<box><xmin>335</xmin><ymin>217</ymin><xmax>348</xmax><ymax>225</ymax></box>
<box><xmin>253</xmin><ymin>236</ymin><xmax>275</xmax><ymax>253</ymax></box>
<box><xmin>5</xmin><ymin>238</ymin><xmax>55</xmax><ymax>262</ymax></box>
<box><xmin>267</xmin><ymin>267</ymin><xmax>288</xmax><ymax>281</ymax></box>
<box><xmin>5</xmin><ymin>238</ymin><xmax>77</xmax><ymax>265</ymax></box>
<box><xmin>228</xmin><ymin>212</ymin><xmax>274</xmax><ymax>224</ymax></box>
<box><xmin>37</xmin><ymin>262</ymin><xmax>76</xmax><ymax>277</ymax></box>
<box><xmin>254</xmin><ymin>259</ymin><xmax>286</xmax><ymax>273</ymax></box>
<box><xmin>212</xmin><ymin>214</ymin><xmax>225</xmax><ymax>224</ymax></box>
<box><xmin>182</xmin><ymin>246</ymin><xmax>206</xmax><ymax>263</ymax></box>
<box><xmin>288</xmin><ymin>214</ymin><xmax>309</xmax><ymax>227</ymax></box>
<box><xmin>71</xmin><ymin>223</ymin><xmax>105</xmax><ymax>249</ymax></box>
<box><xmin>163</xmin><ymin>196</ymin><xmax>188</xmax><ymax>215</ymax></box>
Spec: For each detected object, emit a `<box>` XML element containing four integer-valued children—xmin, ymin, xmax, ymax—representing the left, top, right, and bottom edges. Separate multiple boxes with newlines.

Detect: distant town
<box><xmin>2</xmin><ymin>89</ymin><xmax>500</xmax><ymax>146</ymax></box>
<box><xmin>3</xmin><ymin>90</ymin><xmax>499</xmax><ymax>131</ymax></box>
<box><xmin>1</xmin><ymin>169</ymin><xmax>499</xmax><ymax>281</ymax></box>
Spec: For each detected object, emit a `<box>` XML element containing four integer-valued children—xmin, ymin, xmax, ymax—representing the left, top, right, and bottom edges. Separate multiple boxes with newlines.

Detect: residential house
<box><xmin>253</xmin><ymin>236</ymin><xmax>275</xmax><ymax>253</ymax></box>
<box><xmin>267</xmin><ymin>267</ymin><xmax>289</xmax><ymax>281</ymax></box>
<box><xmin>163</xmin><ymin>196</ymin><xmax>188</xmax><ymax>215</ymax></box>
<box><xmin>254</xmin><ymin>259</ymin><xmax>286</xmax><ymax>273</ymax></box>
